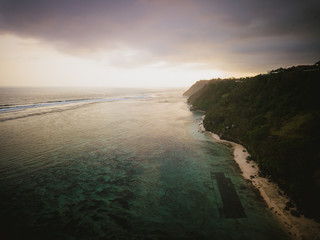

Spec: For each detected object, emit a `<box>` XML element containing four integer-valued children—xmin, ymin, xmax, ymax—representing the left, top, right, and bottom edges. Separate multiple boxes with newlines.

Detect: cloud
<box><xmin>0</xmin><ymin>0</ymin><xmax>319</xmax><ymax>72</ymax></box>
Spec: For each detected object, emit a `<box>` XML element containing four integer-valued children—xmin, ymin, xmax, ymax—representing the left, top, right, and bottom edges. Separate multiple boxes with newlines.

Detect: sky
<box><xmin>0</xmin><ymin>0</ymin><xmax>319</xmax><ymax>88</ymax></box>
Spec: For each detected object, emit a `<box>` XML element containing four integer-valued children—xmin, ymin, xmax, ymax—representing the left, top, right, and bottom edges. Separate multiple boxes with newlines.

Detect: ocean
<box><xmin>0</xmin><ymin>87</ymin><xmax>288</xmax><ymax>239</ymax></box>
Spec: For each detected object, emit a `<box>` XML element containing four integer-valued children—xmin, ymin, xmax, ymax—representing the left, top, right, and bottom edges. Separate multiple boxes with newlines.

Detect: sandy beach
<box><xmin>199</xmin><ymin>120</ymin><xmax>320</xmax><ymax>240</ymax></box>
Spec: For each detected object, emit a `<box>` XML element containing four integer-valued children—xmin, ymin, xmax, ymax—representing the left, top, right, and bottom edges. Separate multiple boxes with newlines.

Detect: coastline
<box><xmin>199</xmin><ymin>119</ymin><xmax>320</xmax><ymax>240</ymax></box>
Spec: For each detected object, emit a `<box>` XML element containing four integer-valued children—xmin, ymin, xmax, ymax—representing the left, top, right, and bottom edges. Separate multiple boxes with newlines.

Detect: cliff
<box><xmin>183</xmin><ymin>80</ymin><xmax>209</xmax><ymax>97</ymax></box>
<box><xmin>186</xmin><ymin>63</ymin><xmax>320</xmax><ymax>220</ymax></box>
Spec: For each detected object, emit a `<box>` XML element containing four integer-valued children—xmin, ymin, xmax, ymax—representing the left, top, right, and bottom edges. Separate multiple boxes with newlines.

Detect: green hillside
<box><xmin>187</xmin><ymin>63</ymin><xmax>320</xmax><ymax>220</ymax></box>
<box><xmin>183</xmin><ymin>80</ymin><xmax>209</xmax><ymax>97</ymax></box>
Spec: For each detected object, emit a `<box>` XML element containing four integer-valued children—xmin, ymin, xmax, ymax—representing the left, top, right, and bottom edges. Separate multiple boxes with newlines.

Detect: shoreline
<box><xmin>199</xmin><ymin>120</ymin><xmax>320</xmax><ymax>240</ymax></box>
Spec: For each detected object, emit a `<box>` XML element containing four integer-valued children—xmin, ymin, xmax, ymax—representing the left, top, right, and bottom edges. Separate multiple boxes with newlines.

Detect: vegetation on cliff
<box><xmin>186</xmin><ymin>63</ymin><xmax>320</xmax><ymax>220</ymax></box>
<box><xmin>183</xmin><ymin>80</ymin><xmax>209</xmax><ymax>97</ymax></box>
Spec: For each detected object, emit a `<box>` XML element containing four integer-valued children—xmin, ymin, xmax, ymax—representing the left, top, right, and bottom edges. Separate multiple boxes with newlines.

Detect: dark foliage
<box><xmin>183</xmin><ymin>80</ymin><xmax>209</xmax><ymax>97</ymax></box>
<box><xmin>187</xmin><ymin>65</ymin><xmax>320</xmax><ymax>220</ymax></box>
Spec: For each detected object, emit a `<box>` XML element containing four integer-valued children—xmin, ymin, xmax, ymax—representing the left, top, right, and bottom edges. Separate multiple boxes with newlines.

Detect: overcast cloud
<box><xmin>0</xmin><ymin>0</ymin><xmax>319</xmax><ymax>72</ymax></box>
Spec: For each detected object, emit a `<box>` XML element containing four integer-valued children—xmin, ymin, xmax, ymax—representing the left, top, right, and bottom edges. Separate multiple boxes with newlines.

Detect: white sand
<box><xmin>200</xmin><ymin>120</ymin><xmax>320</xmax><ymax>240</ymax></box>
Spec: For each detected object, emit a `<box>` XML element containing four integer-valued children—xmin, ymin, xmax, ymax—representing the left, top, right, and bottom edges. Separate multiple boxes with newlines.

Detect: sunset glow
<box><xmin>0</xmin><ymin>0</ymin><xmax>318</xmax><ymax>87</ymax></box>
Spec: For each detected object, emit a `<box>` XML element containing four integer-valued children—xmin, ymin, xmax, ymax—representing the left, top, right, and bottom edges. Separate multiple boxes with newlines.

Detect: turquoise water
<box><xmin>0</xmin><ymin>88</ymin><xmax>288</xmax><ymax>239</ymax></box>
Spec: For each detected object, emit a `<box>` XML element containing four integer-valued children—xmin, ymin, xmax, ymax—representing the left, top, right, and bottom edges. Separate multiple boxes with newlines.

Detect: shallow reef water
<box><xmin>0</xmin><ymin>88</ymin><xmax>288</xmax><ymax>239</ymax></box>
